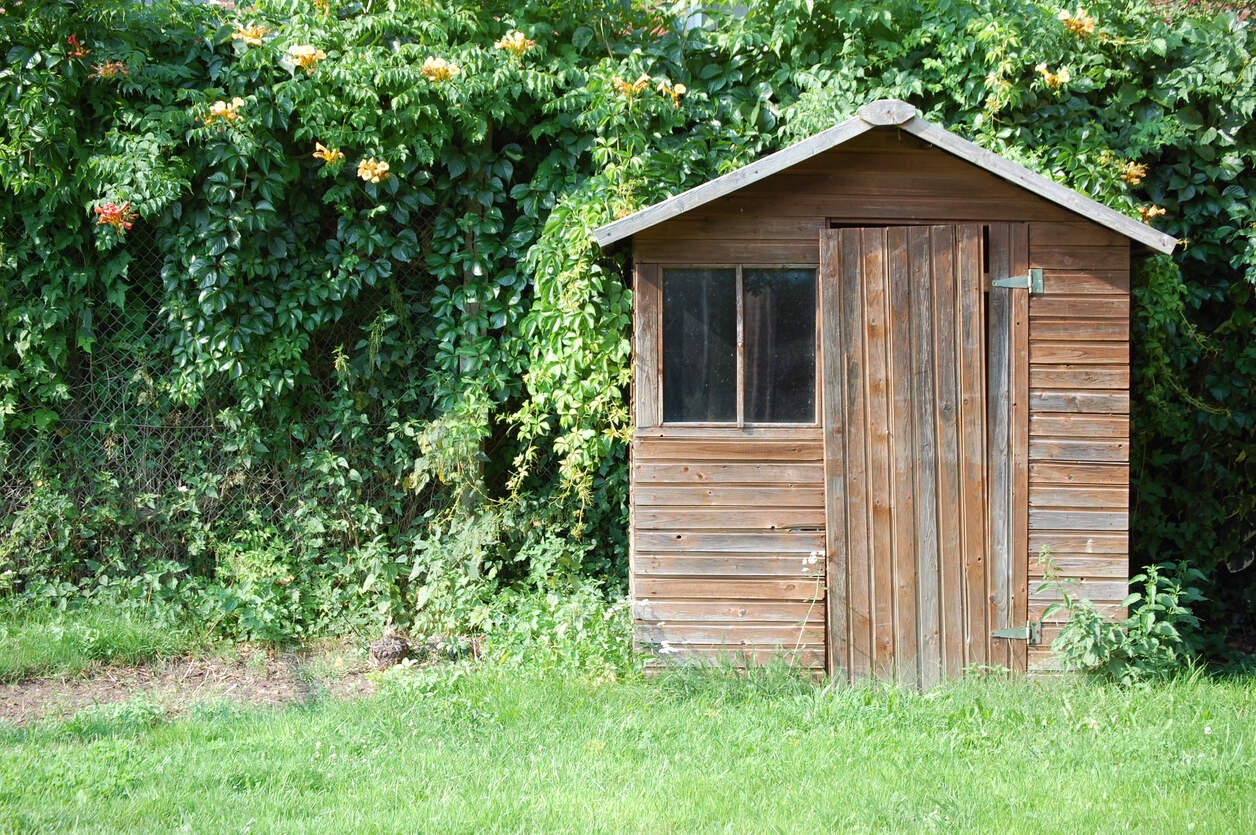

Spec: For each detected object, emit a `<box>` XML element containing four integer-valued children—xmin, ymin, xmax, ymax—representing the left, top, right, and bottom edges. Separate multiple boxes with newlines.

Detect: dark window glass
<box><xmin>662</xmin><ymin>268</ymin><xmax>737</xmax><ymax>422</ymax></box>
<box><xmin>744</xmin><ymin>268</ymin><xmax>816</xmax><ymax>423</ymax></box>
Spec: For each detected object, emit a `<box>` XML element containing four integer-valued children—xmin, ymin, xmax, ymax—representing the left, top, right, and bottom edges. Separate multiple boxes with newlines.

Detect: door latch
<box><xmin>991</xmin><ymin>268</ymin><xmax>1043</xmax><ymax>294</ymax></box>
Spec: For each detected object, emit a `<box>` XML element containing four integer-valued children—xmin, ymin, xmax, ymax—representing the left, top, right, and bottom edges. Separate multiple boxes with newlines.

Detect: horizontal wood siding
<box><xmin>1026</xmin><ymin>222</ymin><xmax>1131</xmax><ymax>672</ymax></box>
<box><xmin>631</xmin><ymin>432</ymin><xmax>826</xmax><ymax>671</ymax></box>
<box><xmin>633</xmin><ymin>130</ymin><xmax>1075</xmax><ymax>265</ymax></box>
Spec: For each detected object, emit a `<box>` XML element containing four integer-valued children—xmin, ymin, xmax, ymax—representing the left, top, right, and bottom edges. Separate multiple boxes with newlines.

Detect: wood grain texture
<box><xmin>1010</xmin><ymin>222</ymin><xmax>1031</xmax><ymax>674</ymax></box>
<box><xmin>633</xmin><ymin>263</ymin><xmax>661</xmax><ymax>428</ymax></box>
<box><xmin>820</xmin><ymin>227</ymin><xmax>849</xmax><ymax>678</ymax></box>
<box><xmin>823</xmin><ymin>224</ymin><xmax>988</xmax><ymax>688</ymax></box>
<box><xmin>987</xmin><ymin>224</ymin><xmax>1013</xmax><ymax>671</ymax></box>
<box><xmin>633</xmin><ymin>461</ymin><xmax>824</xmax><ymax>484</ymax></box>
<box><xmin>631</xmin><ymin>431</ymin><xmax>827</xmax><ymax>670</ymax></box>
<box><xmin>1026</xmin><ymin>226</ymin><xmax>1132</xmax><ymax>671</ymax></box>
<box><xmin>633</xmin><ymin>599</ymin><xmax>823</xmax><ymax>622</ymax></box>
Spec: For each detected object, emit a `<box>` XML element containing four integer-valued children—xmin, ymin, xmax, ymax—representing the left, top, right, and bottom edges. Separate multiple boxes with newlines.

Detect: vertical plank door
<box><xmin>821</xmin><ymin>225</ymin><xmax>1009</xmax><ymax>688</ymax></box>
<box><xmin>986</xmin><ymin>224</ymin><xmax>1031</xmax><ymax>675</ymax></box>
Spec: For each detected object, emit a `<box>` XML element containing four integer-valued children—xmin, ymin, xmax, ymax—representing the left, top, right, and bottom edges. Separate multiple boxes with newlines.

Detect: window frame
<box><xmin>656</xmin><ymin>262</ymin><xmax>821</xmax><ymax>429</ymax></box>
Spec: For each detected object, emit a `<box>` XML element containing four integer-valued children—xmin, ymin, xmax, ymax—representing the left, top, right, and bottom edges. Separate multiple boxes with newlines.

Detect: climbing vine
<box><xmin>1</xmin><ymin>0</ymin><xmax>1254</xmax><ymax>646</ymax></box>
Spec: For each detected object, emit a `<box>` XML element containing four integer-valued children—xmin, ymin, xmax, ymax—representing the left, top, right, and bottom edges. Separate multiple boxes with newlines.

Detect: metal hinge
<box><xmin>991</xmin><ymin>268</ymin><xmax>1043</xmax><ymax>294</ymax></box>
<box><xmin>992</xmin><ymin>621</ymin><xmax>1041</xmax><ymax>644</ymax></box>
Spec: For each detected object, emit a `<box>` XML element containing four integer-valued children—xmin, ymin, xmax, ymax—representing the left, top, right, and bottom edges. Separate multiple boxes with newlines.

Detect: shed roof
<box><xmin>592</xmin><ymin>99</ymin><xmax>1176</xmax><ymax>254</ymax></box>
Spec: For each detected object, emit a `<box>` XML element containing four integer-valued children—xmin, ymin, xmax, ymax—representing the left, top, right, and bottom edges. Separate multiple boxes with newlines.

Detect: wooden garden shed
<box><xmin>593</xmin><ymin>99</ymin><xmax>1176</xmax><ymax>687</ymax></box>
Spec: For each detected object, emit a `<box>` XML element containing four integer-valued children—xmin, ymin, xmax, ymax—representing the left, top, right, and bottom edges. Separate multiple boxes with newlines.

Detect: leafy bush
<box><xmin>1042</xmin><ymin>559</ymin><xmax>1207</xmax><ymax>683</ymax></box>
<box><xmin>1</xmin><ymin>0</ymin><xmax>1254</xmax><ymax>648</ymax></box>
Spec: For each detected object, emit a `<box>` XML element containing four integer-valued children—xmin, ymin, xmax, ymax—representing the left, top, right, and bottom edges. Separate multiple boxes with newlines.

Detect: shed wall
<box><xmin>629</xmin><ymin>128</ymin><xmax>1131</xmax><ymax>675</ymax></box>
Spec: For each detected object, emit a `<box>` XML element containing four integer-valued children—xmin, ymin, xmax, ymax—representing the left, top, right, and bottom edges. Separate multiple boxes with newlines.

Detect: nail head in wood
<box><xmin>857</xmin><ymin>99</ymin><xmax>918</xmax><ymax>126</ymax></box>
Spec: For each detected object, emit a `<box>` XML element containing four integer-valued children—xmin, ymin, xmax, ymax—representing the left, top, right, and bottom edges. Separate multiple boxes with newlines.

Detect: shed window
<box><xmin>744</xmin><ymin>268</ymin><xmax>816</xmax><ymax>423</ymax></box>
<box><xmin>662</xmin><ymin>266</ymin><xmax>816</xmax><ymax>424</ymax></box>
<box><xmin>662</xmin><ymin>268</ymin><xmax>737</xmax><ymax>422</ymax></box>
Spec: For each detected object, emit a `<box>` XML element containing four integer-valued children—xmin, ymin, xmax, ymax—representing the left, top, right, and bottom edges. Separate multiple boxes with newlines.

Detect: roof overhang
<box><xmin>592</xmin><ymin>99</ymin><xmax>1176</xmax><ymax>255</ymax></box>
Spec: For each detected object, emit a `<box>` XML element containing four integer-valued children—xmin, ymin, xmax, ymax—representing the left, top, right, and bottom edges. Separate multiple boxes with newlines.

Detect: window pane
<box><xmin>662</xmin><ymin>268</ymin><xmax>737</xmax><ymax>423</ymax></box>
<box><xmin>744</xmin><ymin>268</ymin><xmax>816</xmax><ymax>423</ymax></box>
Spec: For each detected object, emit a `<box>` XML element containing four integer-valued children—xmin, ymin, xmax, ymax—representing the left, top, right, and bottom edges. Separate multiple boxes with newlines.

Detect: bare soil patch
<box><xmin>0</xmin><ymin>643</ymin><xmax>374</xmax><ymax>726</ymax></box>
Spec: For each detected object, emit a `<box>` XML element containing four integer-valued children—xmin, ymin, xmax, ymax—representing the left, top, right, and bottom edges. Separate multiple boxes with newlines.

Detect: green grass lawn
<box><xmin>2</xmin><ymin>663</ymin><xmax>1253</xmax><ymax>832</ymax></box>
<box><xmin>0</xmin><ymin>606</ymin><xmax>201</xmax><ymax>683</ymax></box>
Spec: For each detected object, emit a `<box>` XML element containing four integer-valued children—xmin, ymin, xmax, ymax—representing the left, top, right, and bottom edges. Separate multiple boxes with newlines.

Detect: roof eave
<box><xmin>591</xmin><ymin>99</ymin><xmax>1176</xmax><ymax>255</ymax></box>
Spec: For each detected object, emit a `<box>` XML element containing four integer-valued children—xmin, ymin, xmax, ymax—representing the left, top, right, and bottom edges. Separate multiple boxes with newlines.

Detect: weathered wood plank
<box><xmin>633</xmin><ymin>438</ymin><xmax>823</xmax><ymax>460</ymax></box>
<box><xmin>1038</xmin><ymin>271</ymin><xmax>1130</xmax><ymax>295</ymax></box>
<box><xmin>1030</xmin><ymin>318</ymin><xmax>1129</xmax><ymax>341</ymax></box>
<box><xmin>864</xmin><ymin>226</ymin><xmax>895</xmax><ymax>681</ymax></box>
<box><xmin>1029</xmin><ymin>532</ymin><xmax>1128</xmax><ymax>554</ymax></box>
<box><xmin>911</xmin><ymin>225</ymin><xmax>942</xmax><ymax>689</ymax></box>
<box><xmin>820</xmin><ymin>227</ymin><xmax>849</xmax><ymax>678</ymax></box>
<box><xmin>1028</xmin><ymin>509</ymin><xmax>1128</xmax><ymax>531</ymax></box>
<box><xmin>634</xmin><ymin>577</ymin><xmax>825</xmax><ymax>601</ymax></box>
<box><xmin>1029</xmin><ymin>579</ymin><xmax>1130</xmax><ymax>602</ymax></box>
<box><xmin>1029</xmin><ymin>342</ymin><xmax>1129</xmax><ymax>365</ymax></box>
<box><xmin>634</xmin><ymin>554</ymin><xmax>822</xmax><ymax>577</ymax></box>
<box><xmin>1029</xmin><ymin>365</ymin><xmax>1130</xmax><ymax>389</ymax></box>
<box><xmin>1031</xmin><ymin>601</ymin><xmax>1126</xmax><ymax>620</ymax></box>
<box><xmin>641</xmin><ymin>645</ymin><xmax>826</xmax><ymax>668</ymax></box>
<box><xmin>637</xmin><ymin>622</ymin><xmax>826</xmax><ymax>645</ymax></box>
<box><xmin>1028</xmin><ymin>221</ymin><xmax>1127</xmax><ymax>248</ymax></box>
<box><xmin>958</xmin><ymin>223</ymin><xmax>988</xmax><ymax>671</ymax></box>
<box><xmin>843</xmin><ymin>228</ymin><xmax>873</xmax><ymax>680</ymax></box>
<box><xmin>1010</xmin><ymin>222</ymin><xmax>1031</xmax><ymax>675</ymax></box>
<box><xmin>1026</xmin><ymin>554</ymin><xmax>1128</xmax><ymax>579</ymax></box>
<box><xmin>634</xmin><ymin>263</ymin><xmax>661</xmax><ymax>428</ymax></box>
<box><xmin>714</xmin><ymin>192</ymin><xmax>1075</xmax><ymax>223</ymax></box>
<box><xmin>933</xmin><ymin>224</ymin><xmax>965</xmax><ymax>679</ymax></box>
<box><xmin>1028</xmin><ymin>485</ymin><xmax>1129</xmax><ymax>507</ymax></box>
<box><xmin>635</xmin><ymin>531</ymin><xmax>825</xmax><ymax>554</ymax></box>
<box><xmin>1029</xmin><ymin>438</ymin><xmax>1129</xmax><ymax>463</ymax></box>
<box><xmin>888</xmin><ymin>226</ymin><xmax>920</xmax><ymax>686</ymax></box>
<box><xmin>1030</xmin><ymin>413</ymin><xmax>1129</xmax><ymax>437</ymax></box>
<box><xmin>634</xmin><ymin>485</ymin><xmax>826</xmax><ymax>507</ymax></box>
<box><xmin>1028</xmin><ymin>245</ymin><xmax>1129</xmax><ymax>272</ymax></box>
<box><xmin>1029</xmin><ymin>462</ymin><xmax>1129</xmax><ymax>486</ymax></box>
<box><xmin>633</xmin><ymin>599</ymin><xmax>823</xmax><ymax>623</ymax></box>
<box><xmin>634</xmin><ymin>507</ymin><xmax>825</xmax><ymax>530</ymax></box>
<box><xmin>986</xmin><ymin>223</ymin><xmax>1013</xmax><ymax>672</ymax></box>
<box><xmin>632</xmin><ymin>461</ymin><xmax>824</xmax><ymax>484</ymax></box>
<box><xmin>1030</xmin><ymin>295</ymin><xmax>1129</xmax><ymax>319</ymax></box>
<box><xmin>1029</xmin><ymin>389</ymin><xmax>1129</xmax><ymax>414</ymax></box>
<box><xmin>637</xmin><ymin>215</ymin><xmax>826</xmax><ymax>241</ymax></box>
<box><xmin>634</xmin><ymin>237</ymin><xmax>817</xmax><ymax>264</ymax></box>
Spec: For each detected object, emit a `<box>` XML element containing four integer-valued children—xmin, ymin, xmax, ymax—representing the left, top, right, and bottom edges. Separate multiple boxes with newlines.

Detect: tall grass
<box><xmin>2</xmin><ymin>664</ymin><xmax>1253</xmax><ymax>831</ymax></box>
<box><xmin>0</xmin><ymin>606</ymin><xmax>198</xmax><ymax>682</ymax></box>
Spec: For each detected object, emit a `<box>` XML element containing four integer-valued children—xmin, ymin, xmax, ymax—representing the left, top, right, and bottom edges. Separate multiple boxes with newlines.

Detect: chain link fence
<box><xmin>1</xmin><ymin>206</ymin><xmax>457</xmax><ymax>561</ymax></box>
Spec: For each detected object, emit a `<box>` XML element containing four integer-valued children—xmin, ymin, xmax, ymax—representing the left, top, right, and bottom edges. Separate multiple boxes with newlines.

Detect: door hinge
<box><xmin>992</xmin><ymin>621</ymin><xmax>1041</xmax><ymax>644</ymax></box>
<box><xmin>991</xmin><ymin>268</ymin><xmax>1043</xmax><ymax>294</ymax></box>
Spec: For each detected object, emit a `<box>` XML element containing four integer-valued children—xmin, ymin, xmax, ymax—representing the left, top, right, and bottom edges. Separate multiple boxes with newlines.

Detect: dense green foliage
<box><xmin>3</xmin><ymin>666</ymin><xmax>1255</xmax><ymax>830</ymax></box>
<box><xmin>2</xmin><ymin>0</ymin><xmax>1255</xmax><ymax>648</ymax></box>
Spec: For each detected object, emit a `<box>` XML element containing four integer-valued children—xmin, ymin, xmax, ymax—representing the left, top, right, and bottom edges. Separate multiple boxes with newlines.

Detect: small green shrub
<box><xmin>479</xmin><ymin>582</ymin><xmax>635</xmax><ymax>680</ymax></box>
<box><xmin>1042</xmin><ymin>558</ymin><xmax>1206</xmax><ymax>684</ymax></box>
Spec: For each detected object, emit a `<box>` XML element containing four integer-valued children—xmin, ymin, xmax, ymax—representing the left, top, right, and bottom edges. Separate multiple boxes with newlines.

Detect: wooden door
<box><xmin>820</xmin><ymin>225</ymin><xmax>1027</xmax><ymax>688</ymax></box>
